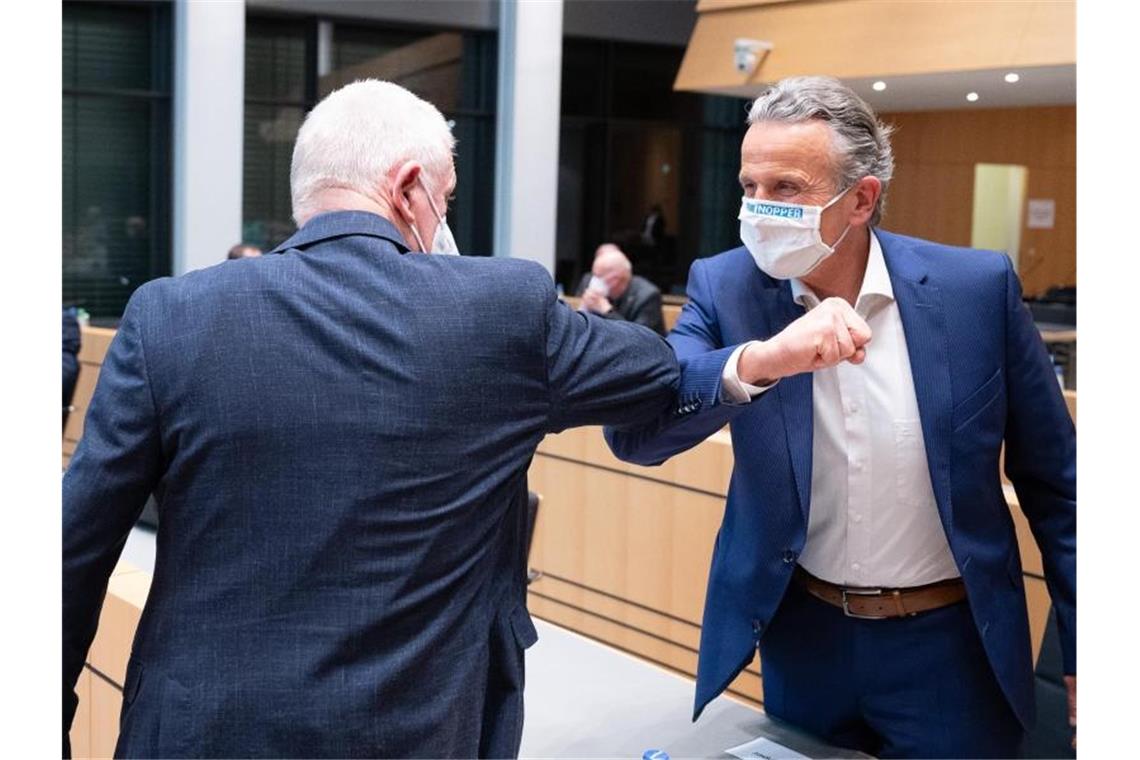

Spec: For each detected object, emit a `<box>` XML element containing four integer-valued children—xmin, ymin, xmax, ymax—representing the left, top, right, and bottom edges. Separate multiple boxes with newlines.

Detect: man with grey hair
<box><xmin>607</xmin><ymin>76</ymin><xmax>1075</xmax><ymax>757</ymax></box>
<box><xmin>576</xmin><ymin>243</ymin><xmax>666</xmax><ymax>335</ymax></box>
<box><xmin>62</xmin><ymin>78</ymin><xmax>869</xmax><ymax>759</ymax></box>
<box><xmin>61</xmin><ymin>79</ymin><xmax>679</xmax><ymax>759</ymax></box>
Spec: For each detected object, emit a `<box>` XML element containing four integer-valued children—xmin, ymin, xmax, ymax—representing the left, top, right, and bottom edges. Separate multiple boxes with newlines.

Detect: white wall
<box><xmin>493</xmin><ymin>0</ymin><xmax>564</xmax><ymax>272</ymax></box>
<box><xmin>172</xmin><ymin>0</ymin><xmax>245</xmax><ymax>274</ymax></box>
<box><xmin>246</xmin><ymin>0</ymin><xmax>699</xmax><ymax>45</ymax></box>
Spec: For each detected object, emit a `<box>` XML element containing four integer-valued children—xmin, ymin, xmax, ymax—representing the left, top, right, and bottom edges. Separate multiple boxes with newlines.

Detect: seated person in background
<box><xmin>226</xmin><ymin>242</ymin><xmax>262</xmax><ymax>260</ymax></box>
<box><xmin>575</xmin><ymin>243</ymin><xmax>666</xmax><ymax>335</ymax></box>
<box><xmin>62</xmin><ymin>307</ymin><xmax>81</xmax><ymax>427</ymax></box>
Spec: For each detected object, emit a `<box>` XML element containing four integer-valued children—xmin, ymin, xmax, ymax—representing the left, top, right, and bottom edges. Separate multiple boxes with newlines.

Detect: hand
<box><xmin>738</xmin><ymin>297</ymin><xmax>872</xmax><ymax>385</ymax></box>
<box><xmin>581</xmin><ymin>289</ymin><xmax>613</xmax><ymax>315</ymax></box>
<box><xmin>1065</xmin><ymin>674</ymin><xmax>1076</xmax><ymax>749</ymax></box>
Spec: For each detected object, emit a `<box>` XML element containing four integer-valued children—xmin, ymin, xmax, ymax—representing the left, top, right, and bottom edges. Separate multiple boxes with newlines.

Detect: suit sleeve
<box><xmin>629</xmin><ymin>286</ymin><xmax>666</xmax><ymax>335</ymax></box>
<box><xmin>1001</xmin><ymin>257</ymin><xmax>1076</xmax><ymax>674</ymax></box>
<box><xmin>543</xmin><ymin>270</ymin><xmax>679</xmax><ymax>432</ymax></box>
<box><xmin>604</xmin><ymin>259</ymin><xmax>768</xmax><ymax>466</ymax></box>
<box><xmin>62</xmin><ymin>288</ymin><xmax>164</xmax><ymax>753</ymax></box>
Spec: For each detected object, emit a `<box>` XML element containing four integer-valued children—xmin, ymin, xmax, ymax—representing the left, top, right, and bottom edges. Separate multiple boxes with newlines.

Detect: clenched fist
<box><xmin>739</xmin><ymin>297</ymin><xmax>872</xmax><ymax>385</ymax></box>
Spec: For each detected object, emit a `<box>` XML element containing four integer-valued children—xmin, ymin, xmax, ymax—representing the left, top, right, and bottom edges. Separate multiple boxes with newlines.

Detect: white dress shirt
<box><xmin>721</xmin><ymin>232</ymin><xmax>960</xmax><ymax>588</ymax></box>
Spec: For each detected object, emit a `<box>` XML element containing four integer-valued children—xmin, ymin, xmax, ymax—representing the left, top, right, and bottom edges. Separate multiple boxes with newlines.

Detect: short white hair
<box><xmin>594</xmin><ymin>245</ymin><xmax>632</xmax><ymax>273</ymax></box>
<box><xmin>290</xmin><ymin>79</ymin><xmax>456</xmax><ymax>226</ymax></box>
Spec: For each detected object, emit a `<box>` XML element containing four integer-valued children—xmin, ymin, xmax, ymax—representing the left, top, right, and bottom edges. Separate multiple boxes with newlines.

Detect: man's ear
<box><xmin>850</xmin><ymin>176</ymin><xmax>881</xmax><ymax>226</ymax></box>
<box><xmin>388</xmin><ymin>161</ymin><xmax>422</xmax><ymax>227</ymax></box>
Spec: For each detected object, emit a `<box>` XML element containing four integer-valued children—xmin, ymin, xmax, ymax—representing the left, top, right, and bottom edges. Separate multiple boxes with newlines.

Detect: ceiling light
<box><xmin>872</xmin><ymin>80</ymin><xmax>886</xmax><ymax>92</ymax></box>
<box><xmin>1004</xmin><ymin>72</ymin><xmax>1020</xmax><ymax>83</ymax></box>
<box><xmin>966</xmin><ymin>92</ymin><xmax>980</xmax><ymax>102</ymax></box>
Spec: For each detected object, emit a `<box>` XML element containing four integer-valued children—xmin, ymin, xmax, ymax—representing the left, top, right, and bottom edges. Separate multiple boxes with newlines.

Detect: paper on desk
<box><xmin>726</xmin><ymin>736</ymin><xmax>810</xmax><ymax>760</ymax></box>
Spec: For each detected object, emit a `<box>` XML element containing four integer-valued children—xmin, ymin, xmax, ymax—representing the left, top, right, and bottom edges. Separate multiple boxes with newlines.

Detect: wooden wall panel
<box><xmin>70</xmin><ymin>668</ymin><xmax>92</xmax><ymax>759</ymax></box>
<box><xmin>88</xmin><ymin>569</ymin><xmax>149</xmax><ymax>686</ymax></box>
<box><xmin>528</xmin><ymin>455</ymin><xmax>726</xmax><ymax>626</ymax></box>
<box><xmin>537</xmin><ymin>425</ymin><xmax>733</xmax><ymax>497</ymax></box>
<box><xmin>528</xmin><ymin>421</ymin><xmax>1070</xmax><ymax>705</ymax></box>
<box><xmin>64</xmin><ymin>326</ymin><xmax>117</xmax><ymax>465</ymax></box>
<box><xmin>677</xmin><ymin>1</ymin><xmax>1073</xmax><ymax>91</ymax></box>
<box><xmin>880</xmin><ymin>106</ymin><xmax>1076</xmax><ymax>297</ymax></box>
<box><xmin>88</xmin><ymin>676</ymin><xmax>122</xmax><ymax>760</ymax></box>
<box><xmin>1025</xmin><ymin>577</ymin><xmax>1053</xmax><ymax>665</ymax></box>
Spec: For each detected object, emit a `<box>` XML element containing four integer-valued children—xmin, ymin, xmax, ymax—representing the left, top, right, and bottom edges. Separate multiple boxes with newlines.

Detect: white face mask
<box><xmin>738</xmin><ymin>187</ymin><xmax>852</xmax><ymax>279</ymax></box>
<box><xmin>409</xmin><ymin>176</ymin><xmax>459</xmax><ymax>255</ymax></box>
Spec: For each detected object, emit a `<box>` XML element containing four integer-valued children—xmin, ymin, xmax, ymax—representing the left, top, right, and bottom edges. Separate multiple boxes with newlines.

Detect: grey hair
<box><xmin>747</xmin><ymin>76</ymin><xmax>895</xmax><ymax>226</ymax></box>
<box><xmin>595</xmin><ymin>243</ymin><xmax>632</xmax><ymax>272</ymax></box>
<box><xmin>290</xmin><ymin>79</ymin><xmax>455</xmax><ymax>227</ymax></box>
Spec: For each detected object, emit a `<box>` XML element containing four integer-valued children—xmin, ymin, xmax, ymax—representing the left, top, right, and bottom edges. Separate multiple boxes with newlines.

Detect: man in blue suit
<box><xmin>62</xmin><ymin>80</ymin><xmax>706</xmax><ymax>759</ymax></box>
<box><xmin>606</xmin><ymin>77</ymin><xmax>1076</xmax><ymax>758</ymax></box>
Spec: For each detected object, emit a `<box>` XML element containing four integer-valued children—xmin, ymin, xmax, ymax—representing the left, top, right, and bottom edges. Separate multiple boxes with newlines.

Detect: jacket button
<box><xmin>782</xmin><ymin>550</ymin><xmax>797</xmax><ymax>564</ymax></box>
<box><xmin>751</xmin><ymin>619</ymin><xmax>763</xmax><ymax>636</ymax></box>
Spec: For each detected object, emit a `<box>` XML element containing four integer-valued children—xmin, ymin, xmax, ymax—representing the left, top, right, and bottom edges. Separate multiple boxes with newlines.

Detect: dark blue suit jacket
<box><xmin>63</xmin><ymin>211</ymin><xmax>681</xmax><ymax>758</ymax></box>
<box><xmin>605</xmin><ymin>230</ymin><xmax>1076</xmax><ymax>729</ymax></box>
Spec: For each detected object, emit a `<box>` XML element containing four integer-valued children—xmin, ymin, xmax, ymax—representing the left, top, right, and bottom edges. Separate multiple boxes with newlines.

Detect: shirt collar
<box><xmin>790</xmin><ymin>230</ymin><xmax>894</xmax><ymax>314</ymax></box>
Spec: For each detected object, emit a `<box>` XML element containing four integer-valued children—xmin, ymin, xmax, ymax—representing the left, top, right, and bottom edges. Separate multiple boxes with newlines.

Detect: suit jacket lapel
<box><xmin>881</xmin><ymin>232</ymin><xmax>955</xmax><ymax>532</ymax></box>
<box><xmin>761</xmin><ymin>282</ymin><xmax>813</xmax><ymax>524</ymax></box>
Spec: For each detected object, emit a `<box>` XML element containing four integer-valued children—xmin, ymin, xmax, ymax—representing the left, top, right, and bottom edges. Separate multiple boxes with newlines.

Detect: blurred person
<box><xmin>65</xmin><ymin>79</ymin><xmax>684</xmax><ymax>760</ymax></box>
<box><xmin>640</xmin><ymin>203</ymin><xmax>665</xmax><ymax>247</ymax></box>
<box><xmin>227</xmin><ymin>242</ymin><xmax>262</xmax><ymax>260</ymax></box>
<box><xmin>606</xmin><ymin>76</ymin><xmax>1075</xmax><ymax>758</ymax></box>
<box><xmin>575</xmin><ymin>243</ymin><xmax>666</xmax><ymax>335</ymax></box>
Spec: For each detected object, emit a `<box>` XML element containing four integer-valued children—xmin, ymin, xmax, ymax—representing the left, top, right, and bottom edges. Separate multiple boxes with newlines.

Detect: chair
<box><xmin>526</xmin><ymin>490</ymin><xmax>542</xmax><ymax>585</ymax></box>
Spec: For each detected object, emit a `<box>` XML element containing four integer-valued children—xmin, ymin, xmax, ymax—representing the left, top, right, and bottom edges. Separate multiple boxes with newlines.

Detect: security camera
<box><xmin>733</xmin><ymin>38</ymin><xmax>772</xmax><ymax>77</ymax></box>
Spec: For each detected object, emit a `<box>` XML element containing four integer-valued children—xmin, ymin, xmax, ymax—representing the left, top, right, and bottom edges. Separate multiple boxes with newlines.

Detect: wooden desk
<box><xmin>1039</xmin><ymin>329</ymin><xmax>1077</xmax><ymax>344</ymax></box>
<box><xmin>527</xmin><ymin>426</ymin><xmax>755</xmax><ymax>704</ymax></box>
<box><xmin>69</xmin><ymin>561</ymin><xmax>149</xmax><ymax>759</ymax></box>
<box><xmin>63</xmin><ymin>326</ymin><xmax>115</xmax><ymax>469</ymax></box>
<box><xmin>525</xmin><ymin>415</ymin><xmax>1072</xmax><ymax>707</ymax></box>
<box><xmin>65</xmin><ymin>323</ymin><xmax>1073</xmax><ymax>725</ymax></box>
<box><xmin>558</xmin><ymin>295</ymin><xmax>681</xmax><ymax>333</ymax></box>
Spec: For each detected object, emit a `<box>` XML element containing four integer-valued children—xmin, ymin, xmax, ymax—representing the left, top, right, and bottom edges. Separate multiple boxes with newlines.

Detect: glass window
<box><xmin>62</xmin><ymin>1</ymin><xmax>172</xmax><ymax>320</ymax></box>
<box><xmin>555</xmin><ymin>38</ymin><xmax>749</xmax><ymax>295</ymax></box>
<box><xmin>242</xmin><ymin>16</ymin><xmax>497</xmax><ymax>255</ymax></box>
<box><xmin>328</xmin><ymin>24</ymin><xmax>498</xmax><ymax>254</ymax></box>
<box><xmin>242</xmin><ymin>16</ymin><xmax>314</xmax><ymax>251</ymax></box>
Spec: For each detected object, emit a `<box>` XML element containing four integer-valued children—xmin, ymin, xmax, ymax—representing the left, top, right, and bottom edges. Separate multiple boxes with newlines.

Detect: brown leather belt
<box><xmin>793</xmin><ymin>566</ymin><xmax>967</xmax><ymax>619</ymax></box>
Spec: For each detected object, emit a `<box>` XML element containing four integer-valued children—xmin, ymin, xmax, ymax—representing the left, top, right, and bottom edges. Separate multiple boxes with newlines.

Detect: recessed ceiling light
<box><xmin>1004</xmin><ymin>72</ymin><xmax>1020</xmax><ymax>83</ymax></box>
<box><xmin>872</xmin><ymin>80</ymin><xmax>887</xmax><ymax>92</ymax></box>
<box><xmin>966</xmin><ymin>92</ymin><xmax>980</xmax><ymax>102</ymax></box>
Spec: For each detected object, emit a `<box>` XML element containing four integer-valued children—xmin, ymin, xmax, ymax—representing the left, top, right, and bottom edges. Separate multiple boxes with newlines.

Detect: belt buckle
<box><xmin>841</xmin><ymin>587</ymin><xmax>887</xmax><ymax>619</ymax></box>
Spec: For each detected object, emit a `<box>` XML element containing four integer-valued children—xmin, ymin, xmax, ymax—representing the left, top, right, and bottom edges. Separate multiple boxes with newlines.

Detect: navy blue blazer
<box><xmin>63</xmin><ymin>211</ymin><xmax>681</xmax><ymax>758</ymax></box>
<box><xmin>605</xmin><ymin>229</ymin><xmax>1076</xmax><ymax>729</ymax></box>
